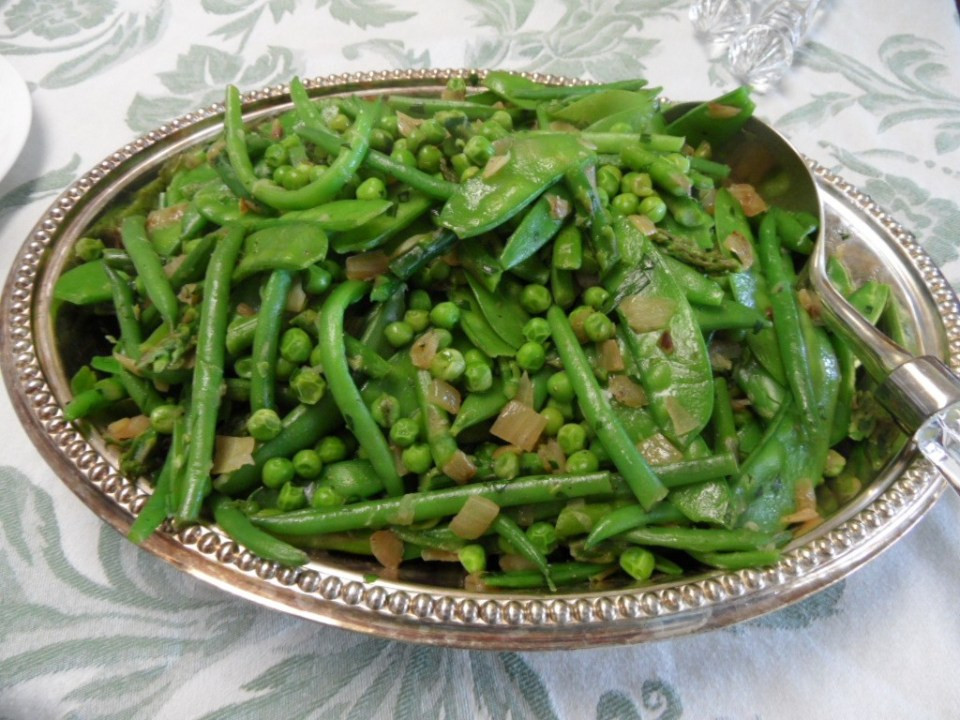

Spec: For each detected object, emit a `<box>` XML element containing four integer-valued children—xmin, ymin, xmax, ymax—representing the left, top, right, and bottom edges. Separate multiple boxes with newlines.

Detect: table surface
<box><xmin>2</xmin><ymin>1</ymin><xmax>960</xmax><ymax>718</ymax></box>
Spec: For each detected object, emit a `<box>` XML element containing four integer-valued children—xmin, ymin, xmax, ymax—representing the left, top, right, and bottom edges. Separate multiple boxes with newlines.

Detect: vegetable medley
<box><xmin>54</xmin><ymin>73</ymin><xmax>904</xmax><ymax>591</ymax></box>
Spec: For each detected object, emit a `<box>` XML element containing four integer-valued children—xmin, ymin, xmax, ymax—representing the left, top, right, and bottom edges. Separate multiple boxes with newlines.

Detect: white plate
<box><xmin>0</xmin><ymin>56</ymin><xmax>32</xmax><ymax>185</ymax></box>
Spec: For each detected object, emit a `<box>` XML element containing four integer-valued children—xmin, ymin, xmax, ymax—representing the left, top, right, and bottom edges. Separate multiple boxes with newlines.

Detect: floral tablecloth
<box><xmin>2</xmin><ymin>1</ymin><xmax>960</xmax><ymax>718</ymax></box>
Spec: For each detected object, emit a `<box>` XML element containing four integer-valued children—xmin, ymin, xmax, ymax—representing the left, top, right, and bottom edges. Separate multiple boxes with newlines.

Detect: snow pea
<box><xmin>240</xmin><ymin>199</ymin><xmax>392</xmax><ymax>233</ymax></box>
<box><xmin>547</xmin><ymin>89</ymin><xmax>658</xmax><ymax>130</ymax></box>
<box><xmin>331</xmin><ymin>191</ymin><xmax>432</xmax><ymax>254</ymax></box>
<box><xmin>499</xmin><ymin>187</ymin><xmax>571</xmax><ymax>270</ymax></box>
<box><xmin>661</xmin><ymin>255</ymin><xmax>724</xmax><ymax>307</ymax></box>
<box><xmin>440</xmin><ymin>132</ymin><xmax>593</xmax><ymax>238</ymax></box>
<box><xmin>564</xmin><ymin>162</ymin><xmax>618</xmax><ymax>274</ymax></box>
<box><xmin>606</xmin><ymin>217</ymin><xmax>714</xmax><ymax>448</ymax></box>
<box><xmin>232</xmin><ymin>223</ymin><xmax>328</xmax><ymax>281</ymax></box>
<box><xmin>450</xmin><ymin>378</ymin><xmax>509</xmax><ymax>436</ymax></box>
<box><xmin>465</xmin><ymin>274</ymin><xmax>529</xmax><ymax>350</ymax></box>
<box><xmin>389</xmin><ymin>228</ymin><xmax>459</xmax><ymax>281</ymax></box>
<box><xmin>693</xmin><ymin>299</ymin><xmax>768</xmax><ymax>334</ymax></box>
<box><xmin>54</xmin><ymin>260</ymin><xmax>112</xmax><ymax>306</ymax></box>
<box><xmin>459</xmin><ymin>240</ymin><xmax>503</xmax><ymax>292</ymax></box>
<box><xmin>663</xmin><ymin>86</ymin><xmax>756</xmax><ymax>146</ymax></box>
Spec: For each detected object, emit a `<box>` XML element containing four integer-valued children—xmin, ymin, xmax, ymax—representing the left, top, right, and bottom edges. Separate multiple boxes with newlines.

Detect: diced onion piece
<box><xmin>708</xmin><ymin>102</ymin><xmax>742</xmax><ymax>119</ymax></box>
<box><xmin>285</xmin><ymin>279</ymin><xmax>307</xmax><ymax>312</ymax></box>
<box><xmin>147</xmin><ymin>203</ymin><xmax>187</xmax><ymax>231</ymax></box>
<box><xmin>515</xmin><ymin>371</ymin><xmax>534</xmax><ymax>407</ymax></box>
<box><xmin>211</xmin><ymin>436</ymin><xmax>256</xmax><ymax>474</ymax></box>
<box><xmin>449</xmin><ymin>496</ymin><xmax>500</xmax><ymax>540</ymax></box>
<box><xmin>490</xmin><ymin>400</ymin><xmax>548</xmax><ymax>451</ymax></box>
<box><xmin>727</xmin><ymin>183</ymin><xmax>768</xmax><ymax>217</ymax></box>
<box><xmin>609</xmin><ymin>374</ymin><xmax>647</xmax><ymax>408</ymax></box>
<box><xmin>600</xmin><ymin>339</ymin><xmax>625</xmax><ymax>372</ymax></box>
<box><xmin>665</xmin><ymin>395</ymin><xmax>701</xmax><ymax>436</ymax></box>
<box><xmin>538</xmin><ymin>437</ymin><xmax>566</xmax><ymax>473</ymax></box>
<box><xmin>392</xmin><ymin>494</ymin><xmax>416</xmax><ymax>526</ymax></box>
<box><xmin>442</xmin><ymin>449</ymin><xmax>477</xmax><ymax>485</ymax></box>
<box><xmin>628</xmin><ymin>214</ymin><xmax>657</xmax><ymax>235</ymax></box>
<box><xmin>482</xmin><ymin>152</ymin><xmax>511</xmax><ymax>179</ymax></box>
<box><xmin>429</xmin><ymin>378</ymin><xmax>461</xmax><ymax>414</ymax></box>
<box><xmin>619</xmin><ymin>294</ymin><xmax>676</xmax><ymax>333</ymax></box>
<box><xmin>548</xmin><ymin>193</ymin><xmax>572</xmax><ymax>220</ymax></box>
<box><xmin>370</xmin><ymin>530</ymin><xmax>405</xmax><ymax>569</ymax></box>
<box><xmin>163</xmin><ymin>254</ymin><xmax>187</xmax><ymax>279</ymax></box>
<box><xmin>421</xmin><ymin>548</ymin><xmax>460</xmax><ymax>562</ymax></box>
<box><xmin>700</xmin><ymin>188</ymin><xmax>717</xmax><ymax>215</ymax></box>
<box><xmin>783</xmin><ymin>507</ymin><xmax>821</xmax><ymax>525</ymax></box>
<box><xmin>464</xmin><ymin>572</ymin><xmax>488</xmax><ymax>592</ymax></box>
<box><xmin>345</xmin><ymin>250</ymin><xmax>389</xmax><ymax>280</ymax></box>
<box><xmin>548</xmin><ymin>121</ymin><xmax>580</xmax><ymax>133</ymax></box>
<box><xmin>637</xmin><ymin>433</ymin><xmax>684</xmax><ymax>466</ymax></box>
<box><xmin>411</xmin><ymin>329</ymin><xmax>442</xmax><ymax>369</ymax></box>
<box><xmin>499</xmin><ymin>554</ymin><xmax>537</xmax><ymax>572</ymax></box>
<box><xmin>107</xmin><ymin>414</ymin><xmax>151</xmax><ymax>441</ymax></box>
<box><xmin>395</xmin><ymin>111</ymin><xmax>423</xmax><ymax>138</ymax></box>
<box><xmin>723</xmin><ymin>231</ymin><xmax>755</xmax><ymax>269</ymax></box>
<box><xmin>236</xmin><ymin>302</ymin><xmax>256</xmax><ymax>317</ymax></box>
<box><xmin>798</xmin><ymin>288</ymin><xmax>822</xmax><ymax>322</ymax></box>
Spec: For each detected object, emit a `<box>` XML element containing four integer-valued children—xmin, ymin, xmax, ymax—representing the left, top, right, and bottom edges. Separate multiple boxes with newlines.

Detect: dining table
<box><xmin>1</xmin><ymin>1</ymin><xmax>960</xmax><ymax>717</ymax></box>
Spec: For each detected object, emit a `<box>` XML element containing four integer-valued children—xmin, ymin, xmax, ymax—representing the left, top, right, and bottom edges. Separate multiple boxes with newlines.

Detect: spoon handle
<box><xmin>916</xmin><ymin>399</ymin><xmax>960</xmax><ymax>492</ymax></box>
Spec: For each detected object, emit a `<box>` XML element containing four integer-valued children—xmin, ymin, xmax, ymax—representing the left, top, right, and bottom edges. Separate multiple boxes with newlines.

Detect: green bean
<box><xmin>128</xmin><ymin>415</ymin><xmax>184</xmax><ymax>544</ymax></box>
<box><xmin>121</xmin><ymin>215</ymin><xmax>179</xmax><ymax>328</ymax></box>
<box><xmin>250</xmin><ymin>270</ymin><xmax>292</xmax><ymax>412</ymax></box>
<box><xmin>655</xmin><ymin>453</ymin><xmax>739</xmax><ymax>487</ymax></box>
<box><xmin>711</xmin><ymin>378</ymin><xmax>738</xmax><ymax>457</ymax></box>
<box><xmin>548</xmin><ymin>306</ymin><xmax>667</xmax><ymax>509</ymax></box>
<box><xmin>564</xmin><ymin>163</ymin><xmax>618</xmax><ymax>274</ymax></box>
<box><xmin>116</xmin><ymin>368</ymin><xmax>164</xmax><ymax>416</ymax></box>
<box><xmin>693</xmin><ymin>299</ymin><xmax>769</xmax><ymax>333</ymax></box>
<box><xmin>251</xmin><ymin>472</ymin><xmax>616</xmax><ymax>536</ymax></box>
<box><xmin>389</xmin><ymin>228</ymin><xmax>458</xmax><ymax>280</ymax></box>
<box><xmin>319</xmin><ymin>280</ymin><xmax>403</xmax><ymax>497</ymax></box>
<box><xmin>64</xmin><ymin>387</ymin><xmax>113</xmax><ymax>421</ymax></box>
<box><xmin>175</xmin><ymin>225</ymin><xmax>245</xmax><ymax>526</ymax></box>
<box><xmin>584</xmin><ymin>503</ymin><xmax>686</xmax><ymax>549</ymax></box>
<box><xmin>491</xmin><ymin>514</ymin><xmax>555</xmax><ymax>590</ymax></box>
<box><xmin>662</xmin><ymin>255</ymin><xmax>724</xmax><ymax>307</ymax></box>
<box><xmin>224</xmin><ymin>85</ymin><xmax>259</xmax><ymax>191</ymax></box>
<box><xmin>688</xmin><ymin>156</ymin><xmax>731</xmax><ymax>180</ymax></box>
<box><xmin>345</xmin><ymin>336</ymin><xmax>395</xmax><ymax>379</ymax></box>
<box><xmin>482</xmin><ymin>562</ymin><xmax>613</xmax><ymax>589</ymax></box>
<box><xmin>212</xmin><ymin>494</ymin><xmax>308</xmax><ymax>567</ymax></box>
<box><xmin>226</xmin><ymin>315</ymin><xmax>258</xmax><ymax>356</ymax></box>
<box><xmin>623</xmin><ymin>525</ymin><xmax>777</xmax><ymax>552</ymax></box>
<box><xmin>103</xmin><ymin>265</ymin><xmax>142</xmax><ymax>359</ymax></box>
<box><xmin>386</xmin><ymin>95</ymin><xmax>520</xmax><ymax>119</ymax></box>
<box><xmin>689</xmin><ymin>548</ymin><xmax>780</xmax><ymax>570</ymax></box>
<box><xmin>621</xmin><ymin>146</ymin><xmax>691</xmax><ymax>197</ymax></box>
<box><xmin>770</xmin><ymin>206</ymin><xmax>814</xmax><ymax>254</ymax></box>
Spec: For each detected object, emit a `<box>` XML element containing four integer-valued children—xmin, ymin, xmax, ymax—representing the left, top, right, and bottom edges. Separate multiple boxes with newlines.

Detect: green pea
<box><xmin>647</xmin><ymin>362</ymin><xmax>672</xmax><ymax>391</ymax></box>
<box><xmin>308</xmin><ymin>164</ymin><xmax>330</xmax><ymax>182</ymax></box>
<box><xmin>434</xmin><ymin>328</ymin><xmax>453</xmax><ymax>350</ymax></box>
<box><xmin>520</xmin><ymin>452</ymin><xmax>544</xmax><ymax>474</ymax></box>
<box><xmin>491</xmin><ymin>110</ymin><xmax>513</xmax><ymax>131</ymax></box>
<box><xmin>639</xmin><ymin>195</ymin><xmax>667</xmax><ymax>223</ymax></box>
<box><xmin>369</xmin><ymin>128</ymin><xmax>392</xmax><ymax>152</ymax></box>
<box><xmin>450</xmin><ymin>153</ymin><xmax>471</xmax><ymax>177</ymax></box>
<box><xmin>429</xmin><ymin>301</ymin><xmax>461</xmax><ymax>330</ymax></box>
<box><xmin>566</xmin><ymin>449</ymin><xmax>599</xmax><ymax>473</ymax></box>
<box><xmin>390</xmin><ymin>417</ymin><xmax>420</xmax><ymax>448</ymax></box>
<box><xmin>75</xmin><ymin>236</ymin><xmax>104</xmax><ymax>262</ymax></box>
<box><xmin>317</xmin><ymin>435</ymin><xmax>348</xmax><ymax>464</ymax></box>
<box><xmin>353</xmin><ymin>176</ymin><xmax>385</xmax><ymax>201</ymax></box>
<box><xmin>547</xmin><ymin>371</ymin><xmax>574</xmax><ymax>402</ymax></box>
<box><xmin>459</xmin><ymin>544</ymin><xmax>487</xmax><ymax>574</ymax></box>
<box><xmin>417</xmin><ymin>144</ymin><xmax>443</xmax><ymax>173</ymax></box>
<box><xmin>391</xmin><ymin>147</ymin><xmax>417</xmax><ymax>168</ymax></box>
<box><xmin>312</xmin><ymin>485</ymin><xmax>344</xmax><ymax>508</ymax></box>
<box><xmin>494</xmin><ymin>451</ymin><xmax>519</xmax><ymax>480</ymax></box>
<box><xmin>327</xmin><ymin>113</ymin><xmax>350</xmax><ymax>132</ymax></box>
<box><xmin>583</xmin><ymin>286</ymin><xmax>610</xmax><ymax>310</ymax></box>
<box><xmin>464</xmin><ymin>135</ymin><xmax>494</xmax><ymax>165</ymax></box>
<box><xmin>540</xmin><ymin>406</ymin><xmax>565</xmax><ymax>436</ymax></box>
<box><xmin>304</xmin><ymin>265</ymin><xmax>332</xmax><ymax>295</ymax></box>
<box><xmin>149</xmin><ymin>404</ymin><xmax>183</xmax><ymax>434</ymax></box>
<box><xmin>460</xmin><ymin>166</ymin><xmax>480</xmax><ymax>182</ymax></box>
<box><xmin>520</xmin><ymin>284</ymin><xmax>553</xmax><ymax>314</ymax></box>
<box><xmin>275</xmin><ymin>357</ymin><xmax>296</xmax><ymax>381</ymax></box>
<box><xmin>431</xmin><ymin>348</ymin><xmax>466</xmax><ymax>382</ymax></box>
<box><xmin>620</xmin><ymin>547</ymin><xmax>656</xmax><ymax>581</ymax></box>
<box><xmin>247</xmin><ymin>408</ymin><xmax>283</xmax><ymax>441</ymax></box>
<box><xmin>379</xmin><ymin>114</ymin><xmax>399</xmax><ymax>137</ymax></box>
<box><xmin>589</xmin><ymin>438</ymin><xmax>610</xmax><ymax>466</ymax></box>
<box><xmin>406</xmin><ymin>127</ymin><xmax>426</xmax><ymax>154</ymax></box>
<box><xmin>568</xmin><ymin>306</ymin><xmax>595</xmax><ymax>341</ymax></box>
<box><xmin>516</xmin><ymin>342</ymin><xmax>546</xmax><ymax>372</ymax></box>
<box><xmin>409</xmin><ymin>289</ymin><xmax>432</xmax><ymax>311</ymax></box>
<box><xmin>596</xmin><ymin>187</ymin><xmax>610</xmax><ymax>207</ymax></box>
<box><xmin>621</xmin><ymin>171</ymin><xmax>653</xmax><ymax>197</ymax></box>
<box><xmin>523</xmin><ymin>317</ymin><xmax>551</xmax><ymax>344</ymax></box>
<box><xmin>402</xmin><ymin>443</ymin><xmax>433</xmax><ymax>474</ymax></box>
<box><xmin>371</xmin><ymin>393</ymin><xmax>400</xmax><ymax>428</ymax></box>
<box><xmin>597</xmin><ymin>165</ymin><xmax>622</xmax><ymax>196</ymax></box>
<box><xmin>234</xmin><ymin>356</ymin><xmax>254</xmax><ymax>379</ymax></box>
<box><xmin>292</xmin><ymin>448</ymin><xmax>323</xmax><ymax>479</ymax></box>
<box><xmin>262</xmin><ymin>457</ymin><xmax>295</xmax><ymax>489</ymax></box>
<box><xmin>481</xmin><ymin>119</ymin><xmax>508</xmax><ymax>141</ymax></box>
<box><xmin>611</xmin><ymin>192</ymin><xmax>639</xmax><ymax>216</ymax></box>
<box><xmin>275</xmin><ymin>164</ymin><xmax>310</xmax><ymax>190</ymax></box>
<box><xmin>290</xmin><ymin>367</ymin><xmax>327</xmax><ymax>405</ymax></box>
<box><xmin>404</xmin><ymin>309</ymin><xmax>430</xmax><ymax>333</ymax></box>
<box><xmin>280</xmin><ymin>327</ymin><xmax>313</xmax><ymax>364</ymax></box>
<box><xmin>464</xmin><ymin>362</ymin><xmax>493</xmax><ymax>393</ymax></box>
<box><xmin>463</xmin><ymin>348</ymin><xmax>491</xmax><ymax>367</ymax></box>
<box><xmin>608</xmin><ymin>121</ymin><xmax>632</xmax><ymax>133</ymax></box>
<box><xmin>309</xmin><ymin>344</ymin><xmax>325</xmax><ymax>368</ymax></box>
<box><xmin>584</xmin><ymin>312</ymin><xmax>616</xmax><ymax>342</ymax></box>
<box><xmin>276</xmin><ymin>482</ymin><xmax>307</xmax><ymax>512</ymax></box>
<box><xmin>385</xmin><ymin>320</ymin><xmax>415</xmax><ymax>347</ymax></box>
<box><xmin>526</xmin><ymin>522</ymin><xmax>559</xmax><ymax>556</ymax></box>
<box><xmin>557</xmin><ymin>423</ymin><xmax>587</xmax><ymax>455</ymax></box>
<box><xmin>264</xmin><ymin>143</ymin><xmax>288</xmax><ymax>168</ymax></box>
<box><xmin>546</xmin><ymin>397</ymin><xmax>575</xmax><ymax>421</ymax></box>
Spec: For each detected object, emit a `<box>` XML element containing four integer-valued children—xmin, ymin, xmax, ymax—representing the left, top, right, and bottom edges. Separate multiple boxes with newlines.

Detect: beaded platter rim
<box><xmin>3</xmin><ymin>68</ymin><xmax>957</xmax><ymax>650</ymax></box>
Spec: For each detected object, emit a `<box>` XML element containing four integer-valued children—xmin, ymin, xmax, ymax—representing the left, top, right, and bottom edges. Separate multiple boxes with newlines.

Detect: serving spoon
<box><xmin>689</xmin><ymin>104</ymin><xmax>960</xmax><ymax>489</ymax></box>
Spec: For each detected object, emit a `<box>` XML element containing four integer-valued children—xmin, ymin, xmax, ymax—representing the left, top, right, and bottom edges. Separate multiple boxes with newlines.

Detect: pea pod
<box><xmin>440</xmin><ymin>132</ymin><xmax>593</xmax><ymax>238</ymax></box>
<box><xmin>499</xmin><ymin>187</ymin><xmax>571</xmax><ymax>270</ymax></box>
<box><xmin>331</xmin><ymin>191</ymin><xmax>432</xmax><ymax>254</ymax></box>
<box><xmin>693</xmin><ymin>299</ymin><xmax>768</xmax><ymax>333</ymax></box>
<box><xmin>663</xmin><ymin>86</ymin><xmax>755</xmax><ymax>146</ymax></box>
<box><xmin>240</xmin><ymin>199</ymin><xmax>392</xmax><ymax>233</ymax></box>
<box><xmin>318</xmin><ymin>460</ymin><xmax>384</xmax><ymax>501</ymax></box>
<box><xmin>606</xmin><ymin>216</ymin><xmax>714</xmax><ymax>448</ymax></box>
<box><xmin>465</xmin><ymin>274</ymin><xmax>529</xmax><ymax>350</ymax></box>
<box><xmin>450</xmin><ymin>379</ymin><xmax>508</xmax><ymax>436</ymax></box>
<box><xmin>661</xmin><ymin>255</ymin><xmax>724</xmax><ymax>307</ymax></box>
<box><xmin>52</xmin><ymin>260</ymin><xmax>112</xmax><ymax>306</ymax></box>
<box><xmin>548</xmin><ymin>89</ymin><xmax>657</xmax><ymax>130</ymax></box>
<box><xmin>233</xmin><ymin>224</ymin><xmax>328</xmax><ymax>281</ymax></box>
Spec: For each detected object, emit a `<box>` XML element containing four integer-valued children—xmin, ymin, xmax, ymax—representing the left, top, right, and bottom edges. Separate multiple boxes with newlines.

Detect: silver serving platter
<box><xmin>4</xmin><ymin>69</ymin><xmax>959</xmax><ymax>650</ymax></box>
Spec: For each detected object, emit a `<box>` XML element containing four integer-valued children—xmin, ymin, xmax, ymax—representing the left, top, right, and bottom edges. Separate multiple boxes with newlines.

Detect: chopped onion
<box><xmin>421</xmin><ymin>548</ymin><xmax>460</xmax><ymax>562</ymax></box>
<box><xmin>727</xmin><ymin>183</ymin><xmax>768</xmax><ymax>217</ymax></box>
<box><xmin>515</xmin><ymin>371</ymin><xmax>534</xmax><ymax>407</ymax></box>
<box><xmin>637</xmin><ymin>433</ymin><xmax>684</xmax><ymax>465</ymax></box>
<box><xmin>147</xmin><ymin>203</ymin><xmax>187</xmax><ymax>231</ymax></box>
<box><xmin>163</xmin><ymin>254</ymin><xmax>187</xmax><ymax>279</ymax></box>
<box><xmin>236</xmin><ymin>302</ymin><xmax>256</xmax><ymax>317</ymax></box>
<box><xmin>107</xmin><ymin>414</ymin><xmax>151</xmax><ymax>441</ymax></box>
<box><xmin>482</xmin><ymin>152</ymin><xmax>511</xmax><ymax>179</ymax></box>
<box><xmin>619</xmin><ymin>294</ymin><xmax>676</xmax><ymax>333</ymax></box>
<box><xmin>464</xmin><ymin>572</ymin><xmax>488</xmax><ymax>592</ymax></box>
<box><xmin>700</xmin><ymin>188</ymin><xmax>717</xmax><ymax>215</ymax></box>
<box><xmin>723</xmin><ymin>231</ymin><xmax>755</xmax><ymax>269</ymax></box>
<box><xmin>708</xmin><ymin>102</ymin><xmax>742</xmax><ymax>119</ymax></box>
<box><xmin>600</xmin><ymin>339</ymin><xmax>625</xmax><ymax>372</ymax></box>
<box><xmin>411</xmin><ymin>329</ymin><xmax>442</xmax><ymax>369</ymax></box>
<box><xmin>608</xmin><ymin>374</ymin><xmax>647</xmax><ymax>408</ymax></box>
<box><xmin>449</xmin><ymin>496</ymin><xmax>500</xmax><ymax>540</ymax></box>
<box><xmin>490</xmin><ymin>400</ymin><xmax>548</xmax><ymax>451</ymax></box>
<box><xmin>370</xmin><ymin>530</ymin><xmax>405</xmax><ymax>569</ymax></box>
<box><xmin>345</xmin><ymin>250</ymin><xmax>389</xmax><ymax>280</ymax></box>
<box><xmin>548</xmin><ymin>193</ymin><xmax>572</xmax><ymax>220</ymax></box>
<box><xmin>429</xmin><ymin>378</ymin><xmax>461</xmax><ymax>414</ymax></box>
<box><xmin>798</xmin><ymin>288</ymin><xmax>822</xmax><ymax>322</ymax></box>
<box><xmin>395</xmin><ymin>111</ymin><xmax>422</xmax><ymax>138</ymax></box>
<box><xmin>665</xmin><ymin>396</ymin><xmax>700</xmax><ymax>436</ymax></box>
<box><xmin>392</xmin><ymin>494</ymin><xmax>416</xmax><ymax>526</ymax></box>
<box><xmin>628</xmin><ymin>214</ymin><xmax>657</xmax><ymax>236</ymax></box>
<box><xmin>537</xmin><ymin>438</ymin><xmax>566</xmax><ymax>473</ymax></box>
<box><xmin>783</xmin><ymin>508</ymin><xmax>821</xmax><ymax>525</ymax></box>
<box><xmin>211</xmin><ymin>436</ymin><xmax>256</xmax><ymax>474</ymax></box>
<box><xmin>442</xmin><ymin>449</ymin><xmax>477</xmax><ymax>485</ymax></box>
<box><xmin>499</xmin><ymin>554</ymin><xmax>537</xmax><ymax>572</ymax></box>
<box><xmin>285</xmin><ymin>279</ymin><xmax>307</xmax><ymax>312</ymax></box>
